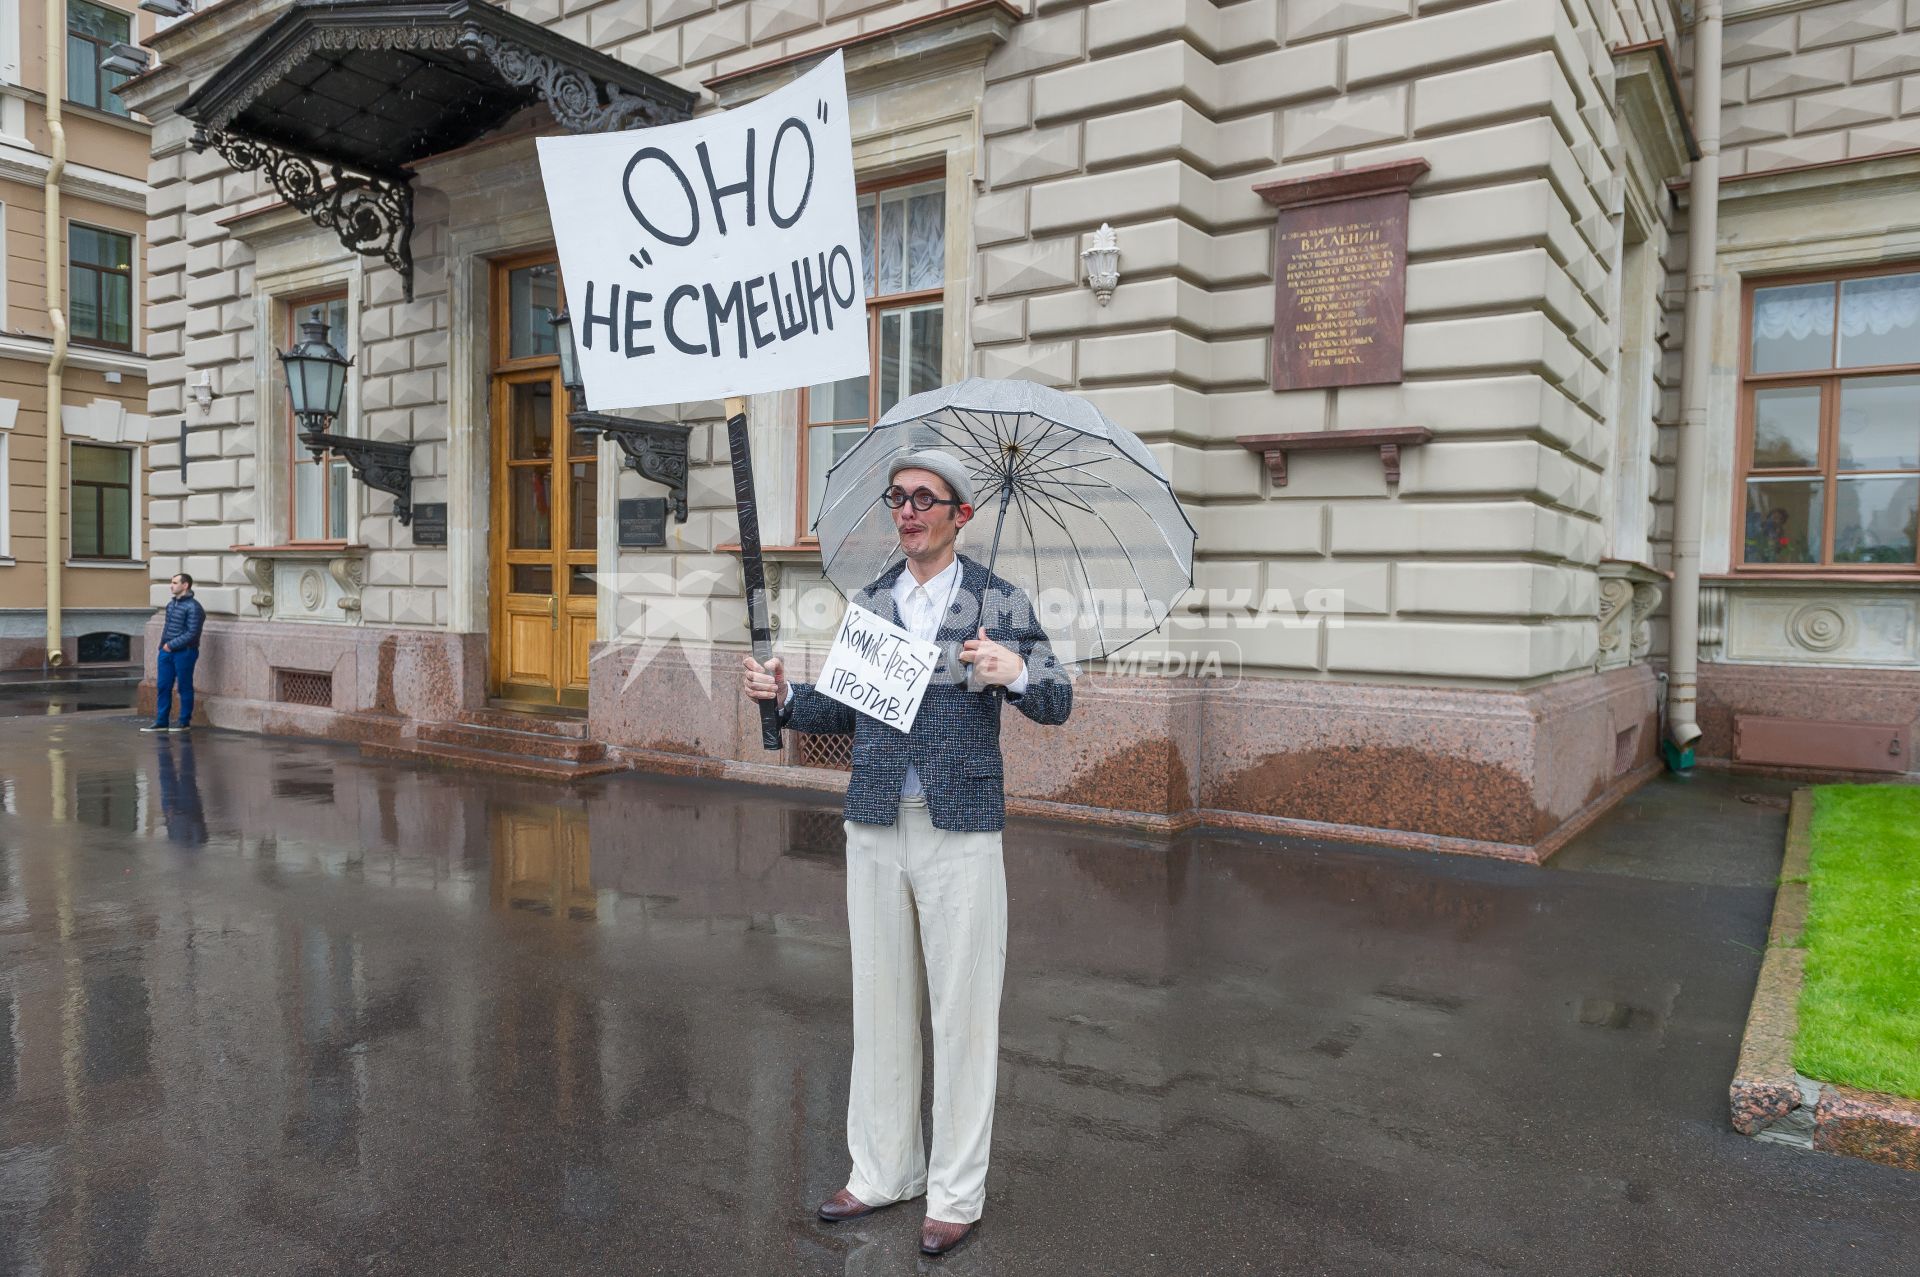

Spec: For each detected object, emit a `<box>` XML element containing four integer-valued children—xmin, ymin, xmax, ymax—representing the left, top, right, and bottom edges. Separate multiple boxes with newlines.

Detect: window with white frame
<box><xmin>800</xmin><ymin>176</ymin><xmax>946</xmax><ymax>537</ymax></box>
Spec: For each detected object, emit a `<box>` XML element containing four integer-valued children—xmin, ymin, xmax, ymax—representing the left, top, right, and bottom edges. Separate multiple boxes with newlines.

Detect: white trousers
<box><xmin>842</xmin><ymin>798</ymin><xmax>1007</xmax><ymax>1224</ymax></box>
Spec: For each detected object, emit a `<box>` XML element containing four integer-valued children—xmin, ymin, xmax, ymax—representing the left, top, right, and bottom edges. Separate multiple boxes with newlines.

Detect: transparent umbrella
<box><xmin>812</xmin><ymin>378</ymin><xmax>1195</xmax><ymax>664</ymax></box>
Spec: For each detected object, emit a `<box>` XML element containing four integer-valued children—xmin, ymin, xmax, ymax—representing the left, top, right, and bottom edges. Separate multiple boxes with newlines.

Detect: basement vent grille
<box><xmin>275</xmin><ymin>669</ymin><xmax>334</xmax><ymax>708</ymax></box>
<box><xmin>796</xmin><ymin>733</ymin><xmax>853</xmax><ymax>772</ymax></box>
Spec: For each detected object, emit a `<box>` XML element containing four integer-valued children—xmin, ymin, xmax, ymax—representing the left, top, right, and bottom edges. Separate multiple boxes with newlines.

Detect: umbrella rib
<box><xmin>819</xmin><ymin>485</ymin><xmax>893</xmax><ymax>580</ymax></box>
<box><xmin>1012</xmin><ymin>424</ymin><xmax>1096</xmax><ymax>476</ymax></box>
<box><xmin>1026</xmin><ymin>479</ymin><xmax>1154</xmax><ymax>647</ymax></box>
<box><xmin>1019</xmin><ymin>482</ymin><xmax>1123</xmax><ymax>661</ymax></box>
<box><xmin>1046</xmin><ymin>471</ymin><xmax>1190</xmax><ymax>579</ymax></box>
<box><xmin>1013</xmin><ymin>452</ymin><xmax>1122</xmax><ymax>484</ymax></box>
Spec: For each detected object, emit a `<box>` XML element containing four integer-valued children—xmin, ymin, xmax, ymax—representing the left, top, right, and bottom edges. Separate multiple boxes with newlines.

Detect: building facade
<box><xmin>120</xmin><ymin>0</ymin><xmax>1920</xmax><ymax>860</ymax></box>
<box><xmin>0</xmin><ymin>0</ymin><xmax>158</xmax><ymax>671</ymax></box>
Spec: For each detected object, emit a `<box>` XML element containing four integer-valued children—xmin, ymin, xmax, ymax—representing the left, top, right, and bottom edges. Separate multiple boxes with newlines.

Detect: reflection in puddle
<box><xmin>491</xmin><ymin>804</ymin><xmax>595</xmax><ymax>921</ymax></box>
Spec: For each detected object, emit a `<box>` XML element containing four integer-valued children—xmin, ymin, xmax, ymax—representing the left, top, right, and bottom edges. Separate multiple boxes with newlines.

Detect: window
<box><xmin>67</xmin><ymin>0</ymin><xmax>132</xmax><ymax>118</ymax></box>
<box><xmin>289</xmin><ymin>293</ymin><xmax>352</xmax><ymax>542</ymax></box>
<box><xmin>1738</xmin><ymin>267</ymin><xmax>1920</xmax><ymax>571</ymax></box>
<box><xmin>69</xmin><ymin>224</ymin><xmax>134</xmax><ymax>349</ymax></box>
<box><xmin>71</xmin><ymin>443</ymin><xmax>133</xmax><ymax>560</ymax></box>
<box><xmin>802</xmin><ymin>177</ymin><xmax>945</xmax><ymax>535</ymax></box>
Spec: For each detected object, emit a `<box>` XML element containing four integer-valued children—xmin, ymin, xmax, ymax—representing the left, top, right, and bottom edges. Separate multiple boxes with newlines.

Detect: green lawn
<box><xmin>1794</xmin><ymin>784</ymin><xmax>1920</xmax><ymax>1100</ymax></box>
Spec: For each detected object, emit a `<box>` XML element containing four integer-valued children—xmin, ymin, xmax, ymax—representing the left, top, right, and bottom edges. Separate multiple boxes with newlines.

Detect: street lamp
<box><xmin>280</xmin><ymin>307</ymin><xmax>352</xmax><ymax>461</ymax></box>
<box><xmin>543</xmin><ymin>304</ymin><xmax>694</xmax><ymax>524</ymax></box>
<box><xmin>277</xmin><ymin>306</ymin><xmax>418</xmax><ymax>527</ymax></box>
<box><xmin>547</xmin><ymin>306</ymin><xmax>583</xmax><ymax>408</ymax></box>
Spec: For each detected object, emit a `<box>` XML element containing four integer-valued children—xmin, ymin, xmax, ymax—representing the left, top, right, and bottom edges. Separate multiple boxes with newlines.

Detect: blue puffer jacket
<box><xmin>159</xmin><ymin>593</ymin><xmax>206</xmax><ymax>652</ymax></box>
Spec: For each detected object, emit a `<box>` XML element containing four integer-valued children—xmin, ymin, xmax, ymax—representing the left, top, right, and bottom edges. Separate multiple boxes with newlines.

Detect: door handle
<box><xmin>549</xmin><ymin>595</ymin><xmax>558</xmax><ymax>629</ymax></box>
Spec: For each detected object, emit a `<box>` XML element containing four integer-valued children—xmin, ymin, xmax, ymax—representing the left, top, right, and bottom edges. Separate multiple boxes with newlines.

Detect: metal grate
<box><xmin>796</xmin><ymin>733</ymin><xmax>853</xmax><ymax>771</ymax></box>
<box><xmin>275</xmin><ymin>668</ymin><xmax>334</xmax><ymax>708</ymax></box>
<box><xmin>785</xmin><ymin>809</ymin><xmax>846</xmax><ymax>861</ymax></box>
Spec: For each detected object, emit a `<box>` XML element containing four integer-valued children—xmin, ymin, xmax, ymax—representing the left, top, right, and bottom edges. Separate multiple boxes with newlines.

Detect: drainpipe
<box><xmin>42</xmin><ymin>0</ymin><xmax>69</xmax><ymax>666</ymax></box>
<box><xmin>1665</xmin><ymin>0</ymin><xmax>1722</xmax><ymax>769</ymax></box>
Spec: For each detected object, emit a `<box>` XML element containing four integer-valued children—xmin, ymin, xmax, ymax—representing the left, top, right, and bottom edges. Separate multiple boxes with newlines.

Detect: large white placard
<box><xmin>536</xmin><ymin>52</ymin><xmax>869</xmax><ymax>411</ymax></box>
<box><xmin>815</xmin><ymin>603</ymin><xmax>941</xmax><ymax>732</ymax></box>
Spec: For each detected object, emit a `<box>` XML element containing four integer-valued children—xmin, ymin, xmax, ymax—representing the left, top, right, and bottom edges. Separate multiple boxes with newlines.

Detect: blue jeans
<box><xmin>154</xmin><ymin>647</ymin><xmax>198</xmax><ymax>727</ymax></box>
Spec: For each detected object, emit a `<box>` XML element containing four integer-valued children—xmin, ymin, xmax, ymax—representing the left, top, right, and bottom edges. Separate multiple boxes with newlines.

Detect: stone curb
<box><xmin>1729</xmin><ymin>788</ymin><xmax>1920</xmax><ymax>1171</ymax></box>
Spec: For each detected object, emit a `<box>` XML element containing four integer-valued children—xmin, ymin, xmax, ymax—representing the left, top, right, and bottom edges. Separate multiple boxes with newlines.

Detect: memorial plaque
<box><xmin>1255</xmin><ymin>159</ymin><xmax>1428</xmax><ymax>391</ymax></box>
<box><xmin>410</xmin><ymin>502</ymin><xmax>448</xmax><ymax>545</ymax></box>
<box><xmin>618</xmin><ymin>497</ymin><xmax>669</xmax><ymax>547</ymax></box>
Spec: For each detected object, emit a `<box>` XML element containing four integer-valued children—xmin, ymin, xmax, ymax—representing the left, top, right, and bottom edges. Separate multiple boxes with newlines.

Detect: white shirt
<box><xmin>785</xmin><ymin>556</ymin><xmax>1028</xmax><ymax>798</ymax></box>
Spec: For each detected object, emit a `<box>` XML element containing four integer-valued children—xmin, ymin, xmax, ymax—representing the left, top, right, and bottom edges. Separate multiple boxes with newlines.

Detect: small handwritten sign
<box><xmin>536</xmin><ymin>51</ymin><xmax>869</xmax><ymax>411</ymax></box>
<box><xmin>815</xmin><ymin>603</ymin><xmax>940</xmax><ymax>732</ymax></box>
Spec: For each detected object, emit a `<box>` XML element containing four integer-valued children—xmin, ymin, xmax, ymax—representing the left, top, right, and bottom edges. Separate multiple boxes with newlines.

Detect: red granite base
<box><xmin>1697</xmin><ymin>661</ymin><xmax>1920</xmax><ymax>780</ymax></box>
<box><xmin>590</xmin><ymin>643</ymin><xmax>1658</xmax><ymax>860</ymax></box>
<box><xmin>136</xmin><ymin>615</ymin><xmax>486</xmax><ymax>741</ymax></box>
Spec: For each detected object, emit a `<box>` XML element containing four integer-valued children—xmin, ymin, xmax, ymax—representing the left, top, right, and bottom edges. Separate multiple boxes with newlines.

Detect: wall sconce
<box><xmin>138</xmin><ymin>0</ymin><xmax>193</xmax><ymax>15</ymax></box>
<box><xmin>545</xmin><ymin>304</ymin><xmax>692</xmax><ymax>522</ymax></box>
<box><xmin>279</xmin><ymin>306</ymin><xmax>419</xmax><ymax>527</ymax></box>
<box><xmin>191</xmin><ymin>371</ymin><xmax>213</xmax><ymax>415</ymax></box>
<box><xmin>1082</xmin><ymin>222</ymin><xmax>1120</xmax><ymax>306</ymax></box>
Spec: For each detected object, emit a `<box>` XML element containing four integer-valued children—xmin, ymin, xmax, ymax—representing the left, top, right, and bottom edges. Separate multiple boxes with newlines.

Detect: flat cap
<box><xmin>888</xmin><ymin>449</ymin><xmax>974</xmax><ymax>508</ymax></box>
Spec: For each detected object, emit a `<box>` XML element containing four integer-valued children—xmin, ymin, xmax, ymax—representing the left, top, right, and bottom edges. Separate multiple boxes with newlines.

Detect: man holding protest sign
<box><xmin>743</xmin><ymin>450</ymin><xmax>1071</xmax><ymax>1256</ymax></box>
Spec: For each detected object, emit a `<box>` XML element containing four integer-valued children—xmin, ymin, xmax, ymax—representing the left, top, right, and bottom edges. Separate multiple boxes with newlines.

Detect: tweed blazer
<box><xmin>782</xmin><ymin>555</ymin><xmax>1072</xmax><ymax>832</ymax></box>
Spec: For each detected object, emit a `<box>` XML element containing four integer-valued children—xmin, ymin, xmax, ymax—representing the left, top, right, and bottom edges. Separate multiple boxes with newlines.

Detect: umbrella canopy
<box><xmin>812</xmin><ymin>378</ymin><xmax>1196</xmax><ymax>665</ymax></box>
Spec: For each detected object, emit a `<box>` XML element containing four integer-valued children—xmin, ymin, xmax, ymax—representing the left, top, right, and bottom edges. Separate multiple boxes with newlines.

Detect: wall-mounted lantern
<box><xmin>279</xmin><ymin>307</ymin><xmax>418</xmax><ymax>527</ymax></box>
<box><xmin>1082</xmin><ymin>222</ymin><xmax>1120</xmax><ymax>306</ymax></box>
<box><xmin>546</xmin><ymin>305</ymin><xmax>691</xmax><ymax>523</ymax></box>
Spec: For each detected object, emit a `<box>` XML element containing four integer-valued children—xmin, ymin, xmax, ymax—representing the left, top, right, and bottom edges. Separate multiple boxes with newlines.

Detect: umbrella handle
<box><xmin>970</xmin><ymin>477</ymin><xmax>1015</xmax><ymax>699</ymax></box>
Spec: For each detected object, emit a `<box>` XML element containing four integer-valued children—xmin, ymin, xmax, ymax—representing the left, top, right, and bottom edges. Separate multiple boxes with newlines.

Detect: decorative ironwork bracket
<box><xmin>193</xmin><ymin>127</ymin><xmax>416</xmax><ymax>300</ymax></box>
<box><xmin>455</xmin><ymin>26</ymin><xmax>681</xmax><ymax>132</ymax></box>
<box><xmin>574</xmin><ymin>411</ymin><xmax>692</xmax><ymax>524</ymax></box>
<box><xmin>1237</xmin><ymin>427</ymin><xmax>1434</xmax><ymax>488</ymax></box>
<box><xmin>300</xmin><ymin>429</ymin><xmax>418</xmax><ymax>527</ymax></box>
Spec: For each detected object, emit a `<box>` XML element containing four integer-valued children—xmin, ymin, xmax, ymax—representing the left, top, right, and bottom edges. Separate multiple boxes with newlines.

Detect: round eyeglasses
<box><xmin>881</xmin><ymin>485</ymin><xmax>963</xmax><ymax>512</ymax></box>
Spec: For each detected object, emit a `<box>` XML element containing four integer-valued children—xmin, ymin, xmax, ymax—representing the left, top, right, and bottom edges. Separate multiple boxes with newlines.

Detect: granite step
<box><xmin>415</xmin><ymin>719</ymin><xmax>606</xmax><ymax>762</ymax></box>
<box><xmin>459</xmin><ymin>706</ymin><xmax>592</xmax><ymax>739</ymax></box>
<box><xmin>360</xmin><ymin>738</ymin><xmax>623</xmax><ymax>783</ymax></box>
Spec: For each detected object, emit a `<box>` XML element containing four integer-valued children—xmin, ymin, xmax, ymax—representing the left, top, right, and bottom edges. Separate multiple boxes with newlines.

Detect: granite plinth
<box><xmin>1697</xmin><ymin>661</ymin><xmax>1920</xmax><ymax>780</ymax></box>
<box><xmin>591</xmin><ymin>644</ymin><xmax>1659</xmax><ymax>859</ymax></box>
<box><xmin>137</xmin><ymin>616</ymin><xmax>486</xmax><ymax>740</ymax></box>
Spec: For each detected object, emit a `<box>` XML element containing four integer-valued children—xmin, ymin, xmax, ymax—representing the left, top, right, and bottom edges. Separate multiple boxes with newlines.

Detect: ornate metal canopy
<box><xmin>181</xmin><ymin>0</ymin><xmax>695</xmax><ymax>299</ymax></box>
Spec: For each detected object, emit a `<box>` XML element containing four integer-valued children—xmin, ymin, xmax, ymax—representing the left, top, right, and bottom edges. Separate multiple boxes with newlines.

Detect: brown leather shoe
<box><xmin>920</xmin><ymin>1217</ymin><xmax>974</xmax><ymax>1256</ymax></box>
<box><xmin>817</xmin><ymin>1189</ymin><xmax>883</xmax><ymax>1222</ymax></box>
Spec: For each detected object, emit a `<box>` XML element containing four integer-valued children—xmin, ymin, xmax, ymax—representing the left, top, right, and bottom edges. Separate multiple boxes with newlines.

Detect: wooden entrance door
<box><xmin>490</xmin><ymin>255</ymin><xmax>597</xmax><ymax>707</ymax></box>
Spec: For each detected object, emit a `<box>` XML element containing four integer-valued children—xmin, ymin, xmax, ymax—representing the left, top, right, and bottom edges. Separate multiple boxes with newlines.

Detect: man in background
<box><xmin>144</xmin><ymin>572</ymin><xmax>205</xmax><ymax>734</ymax></box>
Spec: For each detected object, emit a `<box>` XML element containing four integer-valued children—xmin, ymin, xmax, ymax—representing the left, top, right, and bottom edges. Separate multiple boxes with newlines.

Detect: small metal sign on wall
<box><xmin>618</xmin><ymin>497</ymin><xmax>668</xmax><ymax>547</ymax></box>
<box><xmin>410</xmin><ymin>502</ymin><xmax>448</xmax><ymax>545</ymax></box>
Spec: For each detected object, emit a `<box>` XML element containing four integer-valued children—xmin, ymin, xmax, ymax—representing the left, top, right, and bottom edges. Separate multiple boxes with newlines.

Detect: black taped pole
<box><xmin>725</xmin><ymin>395</ymin><xmax>784</xmax><ymax>751</ymax></box>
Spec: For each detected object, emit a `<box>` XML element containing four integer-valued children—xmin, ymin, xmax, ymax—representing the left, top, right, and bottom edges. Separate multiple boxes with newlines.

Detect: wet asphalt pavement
<box><xmin>0</xmin><ymin>704</ymin><xmax>1913</xmax><ymax>1275</ymax></box>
